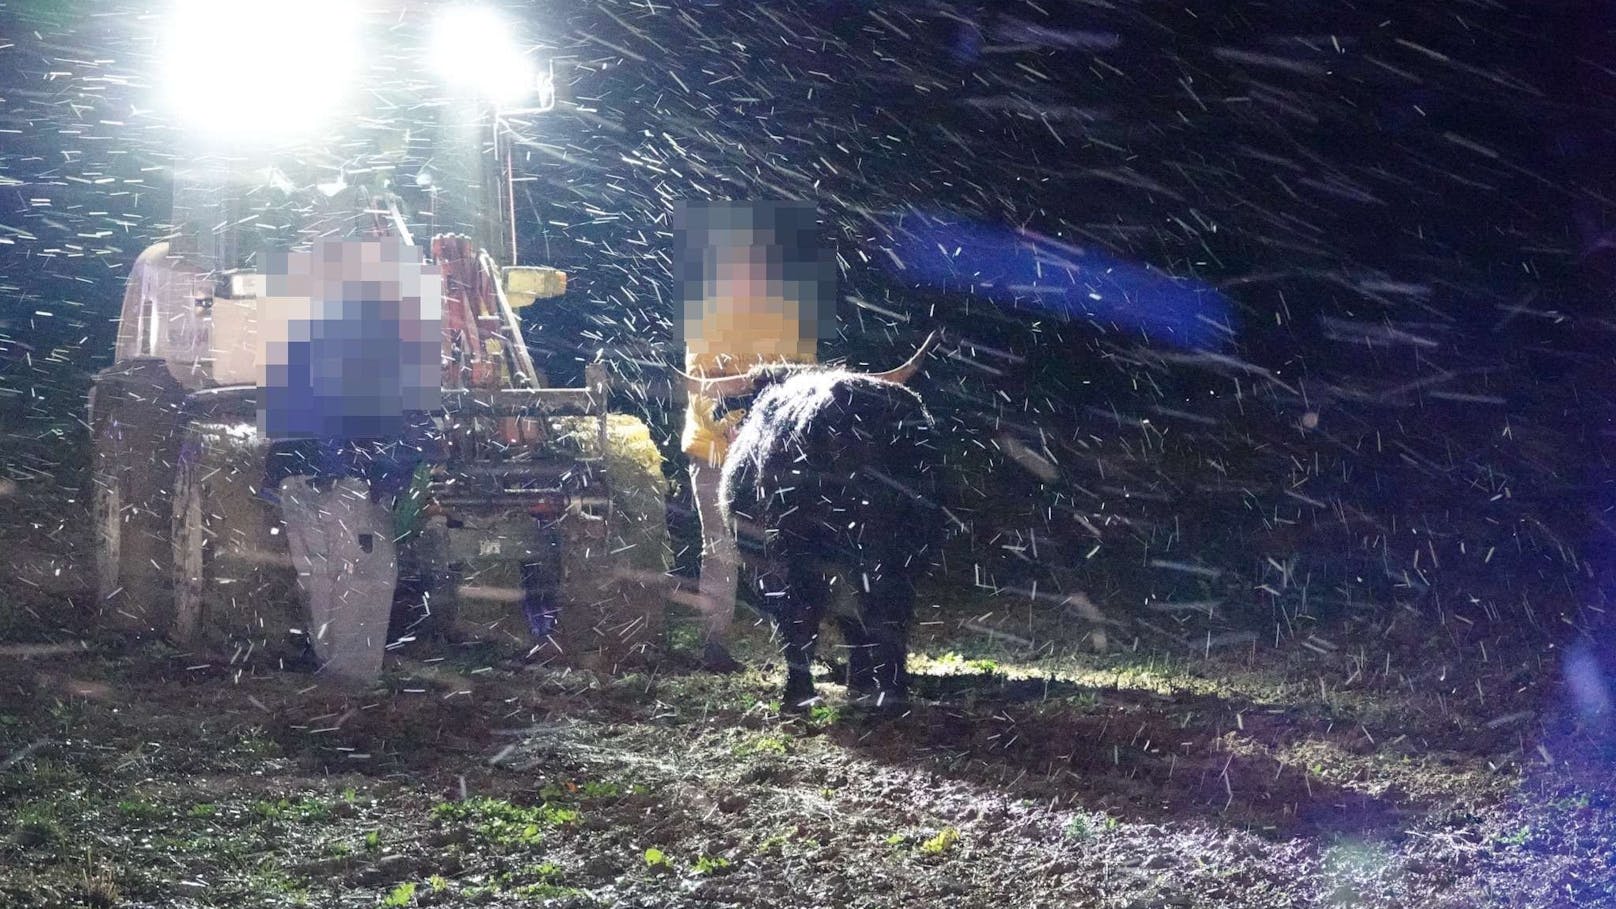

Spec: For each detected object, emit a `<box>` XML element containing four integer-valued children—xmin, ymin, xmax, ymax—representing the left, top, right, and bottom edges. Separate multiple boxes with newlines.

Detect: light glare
<box><xmin>160</xmin><ymin>0</ymin><xmax>362</xmax><ymax>142</ymax></box>
<box><xmin>429</xmin><ymin>5</ymin><xmax>536</xmax><ymax>107</ymax></box>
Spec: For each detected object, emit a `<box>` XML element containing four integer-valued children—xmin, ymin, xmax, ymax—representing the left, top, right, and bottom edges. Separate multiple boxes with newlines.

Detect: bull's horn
<box><xmin>678</xmin><ymin>330</ymin><xmax>941</xmax><ymax>397</ymax></box>
<box><xmin>868</xmin><ymin>331</ymin><xmax>941</xmax><ymax>385</ymax></box>
<box><xmin>677</xmin><ymin>367</ymin><xmax>757</xmax><ymax>400</ymax></box>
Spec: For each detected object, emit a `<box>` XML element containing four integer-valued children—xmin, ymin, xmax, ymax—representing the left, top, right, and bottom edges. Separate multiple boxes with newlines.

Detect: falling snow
<box><xmin>3</xmin><ymin>1</ymin><xmax>1616</xmax><ymax>907</ymax></box>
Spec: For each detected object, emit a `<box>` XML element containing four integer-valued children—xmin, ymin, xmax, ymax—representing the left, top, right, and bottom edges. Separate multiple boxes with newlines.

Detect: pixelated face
<box><xmin>674</xmin><ymin>200</ymin><xmax>834</xmax><ymax>358</ymax></box>
<box><xmin>257</xmin><ymin>238</ymin><xmax>442</xmax><ymax>440</ymax></box>
<box><xmin>713</xmin><ymin>243</ymin><xmax>772</xmax><ymax>309</ymax></box>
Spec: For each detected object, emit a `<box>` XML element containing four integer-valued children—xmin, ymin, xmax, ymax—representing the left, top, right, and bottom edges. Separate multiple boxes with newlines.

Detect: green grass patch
<box><xmin>919</xmin><ymin>827</ymin><xmax>960</xmax><ymax>855</ymax></box>
<box><xmin>243</xmin><ymin>863</ymin><xmax>310</xmax><ymax>902</ymax></box>
<box><xmin>1497</xmin><ymin>824</ymin><xmax>1532</xmax><ymax>847</ymax></box>
<box><xmin>116</xmin><ymin>798</ymin><xmax>167</xmax><ymax>821</ymax></box>
<box><xmin>252</xmin><ymin>796</ymin><xmax>334</xmax><ymax>824</ymax></box>
<box><xmin>692</xmin><ymin>855</ymin><xmax>732</xmax><ymax>875</ymax></box>
<box><xmin>807</xmin><ymin>703</ymin><xmax>842</xmax><ymax>726</ymax></box>
<box><xmin>458</xmin><ymin>863</ymin><xmax>581</xmax><ymax>901</ymax></box>
<box><xmin>1063</xmin><ymin>813</ymin><xmax>1118</xmax><ymax>841</ymax></box>
<box><xmin>931</xmin><ymin>651</ymin><xmax>1003</xmax><ymax>674</ymax></box>
<box><xmin>433</xmin><ymin>797</ymin><xmax>578</xmax><ymax>850</ymax></box>
<box><xmin>379</xmin><ymin>881</ymin><xmax>415</xmax><ymax>907</ymax></box>
<box><xmin>735</xmin><ymin>733</ymin><xmax>789</xmax><ymax>756</ymax></box>
<box><xmin>9</xmin><ymin>803</ymin><xmax>64</xmax><ymax>849</ymax></box>
<box><xmin>539</xmin><ymin>779</ymin><xmax>637</xmax><ymax>802</ymax></box>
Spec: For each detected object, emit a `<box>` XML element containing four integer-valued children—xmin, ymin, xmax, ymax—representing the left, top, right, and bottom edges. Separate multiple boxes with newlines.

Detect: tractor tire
<box><xmin>89</xmin><ymin>359</ymin><xmax>185</xmax><ymax>637</ymax></box>
<box><xmin>170</xmin><ymin>421</ymin><xmax>301</xmax><ymax>659</ymax></box>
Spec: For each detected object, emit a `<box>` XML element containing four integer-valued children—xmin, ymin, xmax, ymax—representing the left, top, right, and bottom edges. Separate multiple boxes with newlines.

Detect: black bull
<box><xmin>719</xmin><ymin>367</ymin><xmax>943</xmax><ymax>710</ymax></box>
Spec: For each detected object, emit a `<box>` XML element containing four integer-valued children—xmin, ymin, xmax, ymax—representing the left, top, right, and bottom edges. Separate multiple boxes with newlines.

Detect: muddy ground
<box><xmin>2</xmin><ymin>483</ymin><xmax>1615</xmax><ymax>909</ymax></box>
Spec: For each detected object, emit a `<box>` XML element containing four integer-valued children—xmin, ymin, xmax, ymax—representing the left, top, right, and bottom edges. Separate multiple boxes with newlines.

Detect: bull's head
<box><xmin>679</xmin><ymin>330</ymin><xmax>942</xmax><ymax>400</ymax></box>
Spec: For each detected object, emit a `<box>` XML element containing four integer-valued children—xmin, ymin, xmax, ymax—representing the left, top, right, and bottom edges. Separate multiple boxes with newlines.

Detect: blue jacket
<box><xmin>260</xmin><ymin>410</ymin><xmax>441</xmax><ymax>505</ymax></box>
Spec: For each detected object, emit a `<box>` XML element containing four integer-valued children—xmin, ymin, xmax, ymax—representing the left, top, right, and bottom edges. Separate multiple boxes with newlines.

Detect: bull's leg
<box><xmin>767</xmin><ymin>560</ymin><xmax>830</xmax><ymax>711</ymax></box>
<box><xmin>859</xmin><ymin>566</ymin><xmax>917</xmax><ymax>708</ymax></box>
<box><xmin>834</xmin><ymin>614</ymin><xmax>877</xmax><ymax>695</ymax></box>
<box><xmin>826</xmin><ymin>574</ymin><xmax>874</xmax><ymax>692</ymax></box>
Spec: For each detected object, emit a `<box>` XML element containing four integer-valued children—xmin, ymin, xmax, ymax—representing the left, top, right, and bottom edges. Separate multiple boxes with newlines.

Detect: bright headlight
<box><xmin>159</xmin><ymin>0</ymin><xmax>362</xmax><ymax>142</ymax></box>
<box><xmin>429</xmin><ymin>4</ymin><xmax>538</xmax><ymax>107</ymax></box>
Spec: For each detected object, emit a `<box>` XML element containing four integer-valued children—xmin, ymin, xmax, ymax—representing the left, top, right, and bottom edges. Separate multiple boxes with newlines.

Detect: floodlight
<box><xmin>429</xmin><ymin>4</ymin><xmax>538</xmax><ymax>107</ymax></box>
<box><xmin>158</xmin><ymin>0</ymin><xmax>362</xmax><ymax>142</ymax></box>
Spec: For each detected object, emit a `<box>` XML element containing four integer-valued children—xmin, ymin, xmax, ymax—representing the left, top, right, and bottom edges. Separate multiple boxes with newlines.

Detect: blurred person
<box><xmin>258</xmin><ymin>236</ymin><xmax>443</xmax><ymax>683</ymax></box>
<box><xmin>678</xmin><ymin>202</ymin><xmax>830</xmax><ymax>672</ymax></box>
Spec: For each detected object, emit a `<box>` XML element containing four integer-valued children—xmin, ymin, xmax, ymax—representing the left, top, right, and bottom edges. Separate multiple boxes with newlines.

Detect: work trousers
<box><xmin>687</xmin><ymin>462</ymin><xmax>738</xmax><ymax>646</ymax></box>
<box><xmin>278</xmin><ymin>476</ymin><xmax>397</xmax><ymax>683</ymax></box>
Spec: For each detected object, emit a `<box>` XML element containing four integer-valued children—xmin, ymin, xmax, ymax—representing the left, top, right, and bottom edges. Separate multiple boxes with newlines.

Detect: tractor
<box><xmin>87</xmin><ymin>1</ymin><xmax>670</xmax><ymax>676</ymax></box>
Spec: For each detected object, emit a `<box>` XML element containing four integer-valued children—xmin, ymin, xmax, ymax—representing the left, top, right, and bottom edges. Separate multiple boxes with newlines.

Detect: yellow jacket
<box><xmin>681</xmin><ymin>299</ymin><xmax>816</xmax><ymax>466</ymax></box>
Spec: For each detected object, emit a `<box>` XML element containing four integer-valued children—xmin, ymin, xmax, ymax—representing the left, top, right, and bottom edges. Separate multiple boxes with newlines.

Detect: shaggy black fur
<box><xmin>720</xmin><ymin>366</ymin><xmax>942</xmax><ymax>710</ymax></box>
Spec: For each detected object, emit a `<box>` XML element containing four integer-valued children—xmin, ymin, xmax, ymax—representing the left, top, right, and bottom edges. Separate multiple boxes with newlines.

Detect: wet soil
<box><xmin>2</xmin><ymin>477</ymin><xmax>1614</xmax><ymax>908</ymax></box>
<box><xmin>3</xmin><ymin>597</ymin><xmax>1614</xmax><ymax>909</ymax></box>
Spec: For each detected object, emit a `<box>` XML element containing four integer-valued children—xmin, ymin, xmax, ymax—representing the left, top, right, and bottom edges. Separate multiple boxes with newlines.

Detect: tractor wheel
<box><xmin>170</xmin><ymin>421</ymin><xmax>300</xmax><ymax>658</ymax></box>
<box><xmin>89</xmin><ymin>359</ymin><xmax>185</xmax><ymax>636</ymax></box>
